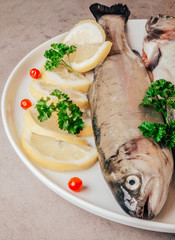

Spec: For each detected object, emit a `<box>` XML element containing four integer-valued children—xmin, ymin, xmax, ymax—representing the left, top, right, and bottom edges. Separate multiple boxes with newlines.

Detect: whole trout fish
<box><xmin>88</xmin><ymin>3</ymin><xmax>174</xmax><ymax>219</ymax></box>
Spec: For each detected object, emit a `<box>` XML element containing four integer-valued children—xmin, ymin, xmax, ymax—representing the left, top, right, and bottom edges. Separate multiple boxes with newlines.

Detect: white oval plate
<box><xmin>1</xmin><ymin>19</ymin><xmax>175</xmax><ymax>233</ymax></box>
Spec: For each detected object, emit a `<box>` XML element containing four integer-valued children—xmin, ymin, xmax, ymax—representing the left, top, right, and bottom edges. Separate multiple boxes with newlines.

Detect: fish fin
<box><xmin>142</xmin><ymin>46</ymin><xmax>161</xmax><ymax>72</ymax></box>
<box><xmin>147</xmin><ymin>47</ymin><xmax>161</xmax><ymax>72</ymax></box>
<box><xmin>89</xmin><ymin>3</ymin><xmax>130</xmax><ymax>22</ymax></box>
<box><xmin>142</xmin><ymin>52</ymin><xmax>156</xmax><ymax>82</ymax></box>
<box><xmin>132</xmin><ymin>49</ymin><xmax>141</xmax><ymax>58</ymax></box>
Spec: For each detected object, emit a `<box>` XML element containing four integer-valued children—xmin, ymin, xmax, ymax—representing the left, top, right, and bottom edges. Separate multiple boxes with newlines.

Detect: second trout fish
<box><xmin>88</xmin><ymin>3</ymin><xmax>174</xmax><ymax>219</ymax></box>
<box><xmin>142</xmin><ymin>14</ymin><xmax>175</xmax><ymax>120</ymax></box>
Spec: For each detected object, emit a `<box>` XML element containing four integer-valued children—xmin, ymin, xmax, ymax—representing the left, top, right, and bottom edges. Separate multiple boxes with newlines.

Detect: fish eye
<box><xmin>125</xmin><ymin>175</ymin><xmax>141</xmax><ymax>191</ymax></box>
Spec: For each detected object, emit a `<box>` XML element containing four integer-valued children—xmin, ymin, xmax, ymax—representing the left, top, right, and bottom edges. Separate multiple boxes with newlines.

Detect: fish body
<box><xmin>88</xmin><ymin>4</ymin><xmax>174</xmax><ymax>219</ymax></box>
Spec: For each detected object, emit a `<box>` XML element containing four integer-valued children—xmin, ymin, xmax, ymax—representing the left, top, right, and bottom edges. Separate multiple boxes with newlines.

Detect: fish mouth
<box><xmin>146</xmin><ymin>16</ymin><xmax>165</xmax><ymax>38</ymax></box>
<box><xmin>149</xmin><ymin>16</ymin><xmax>159</xmax><ymax>26</ymax></box>
<box><xmin>147</xmin><ymin>14</ymin><xmax>171</xmax><ymax>27</ymax></box>
<box><xmin>146</xmin><ymin>16</ymin><xmax>158</xmax><ymax>30</ymax></box>
<box><xmin>113</xmin><ymin>183</ymin><xmax>155</xmax><ymax>219</ymax></box>
<box><xmin>143</xmin><ymin>196</ymin><xmax>154</xmax><ymax>219</ymax></box>
<box><xmin>146</xmin><ymin>14</ymin><xmax>175</xmax><ymax>40</ymax></box>
<box><xmin>126</xmin><ymin>195</ymin><xmax>154</xmax><ymax>219</ymax></box>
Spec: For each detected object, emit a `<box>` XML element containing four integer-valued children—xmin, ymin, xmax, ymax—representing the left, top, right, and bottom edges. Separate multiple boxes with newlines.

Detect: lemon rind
<box><xmin>71</xmin><ymin>41</ymin><xmax>112</xmax><ymax>73</ymax></box>
<box><xmin>21</xmin><ymin>128</ymin><xmax>98</xmax><ymax>171</ymax></box>
<box><xmin>41</xmin><ymin>66</ymin><xmax>91</xmax><ymax>92</ymax></box>
<box><xmin>30</xmin><ymin>79</ymin><xmax>89</xmax><ymax>109</ymax></box>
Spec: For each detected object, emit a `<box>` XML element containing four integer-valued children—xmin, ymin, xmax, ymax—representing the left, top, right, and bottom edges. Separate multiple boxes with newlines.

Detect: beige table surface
<box><xmin>1</xmin><ymin>0</ymin><xmax>175</xmax><ymax>239</ymax></box>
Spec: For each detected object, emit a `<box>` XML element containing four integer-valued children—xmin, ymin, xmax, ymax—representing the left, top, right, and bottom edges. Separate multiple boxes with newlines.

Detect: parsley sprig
<box><xmin>138</xmin><ymin>79</ymin><xmax>175</xmax><ymax>148</ymax></box>
<box><xmin>35</xmin><ymin>89</ymin><xmax>85</xmax><ymax>135</ymax></box>
<box><xmin>44</xmin><ymin>43</ymin><xmax>78</xmax><ymax>75</ymax></box>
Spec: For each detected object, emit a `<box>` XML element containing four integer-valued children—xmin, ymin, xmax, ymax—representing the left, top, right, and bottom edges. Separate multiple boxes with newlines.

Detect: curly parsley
<box><xmin>44</xmin><ymin>43</ymin><xmax>78</xmax><ymax>75</ymax></box>
<box><xmin>138</xmin><ymin>79</ymin><xmax>175</xmax><ymax>148</ymax></box>
<box><xmin>35</xmin><ymin>89</ymin><xmax>85</xmax><ymax>135</ymax></box>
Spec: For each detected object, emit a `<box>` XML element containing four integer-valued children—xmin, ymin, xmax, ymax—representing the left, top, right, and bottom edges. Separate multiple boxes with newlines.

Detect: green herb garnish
<box><xmin>35</xmin><ymin>89</ymin><xmax>85</xmax><ymax>135</ymax></box>
<box><xmin>138</xmin><ymin>79</ymin><xmax>175</xmax><ymax>148</ymax></box>
<box><xmin>44</xmin><ymin>43</ymin><xmax>78</xmax><ymax>75</ymax></box>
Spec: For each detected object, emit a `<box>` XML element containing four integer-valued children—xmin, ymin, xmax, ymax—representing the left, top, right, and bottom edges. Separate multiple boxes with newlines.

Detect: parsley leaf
<box><xmin>163</xmin><ymin>121</ymin><xmax>175</xmax><ymax>148</ymax></box>
<box><xmin>35</xmin><ymin>90</ymin><xmax>85</xmax><ymax>135</ymax></box>
<box><xmin>138</xmin><ymin>122</ymin><xmax>166</xmax><ymax>142</ymax></box>
<box><xmin>138</xmin><ymin>79</ymin><xmax>175</xmax><ymax>148</ymax></box>
<box><xmin>44</xmin><ymin>43</ymin><xmax>78</xmax><ymax>75</ymax></box>
<box><xmin>140</xmin><ymin>80</ymin><xmax>175</xmax><ymax>121</ymax></box>
<box><xmin>35</xmin><ymin>97</ymin><xmax>56</xmax><ymax>122</ymax></box>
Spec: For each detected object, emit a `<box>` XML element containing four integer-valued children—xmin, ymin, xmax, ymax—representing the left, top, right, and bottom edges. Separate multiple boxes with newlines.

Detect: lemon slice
<box><xmin>24</xmin><ymin>106</ymin><xmax>87</xmax><ymax>146</ymax></box>
<box><xmin>68</xmin><ymin>42</ymin><xmax>112</xmax><ymax>73</ymax></box>
<box><xmin>63</xmin><ymin>19</ymin><xmax>106</xmax><ymax>44</ymax></box>
<box><xmin>21</xmin><ymin>128</ymin><xmax>98</xmax><ymax>171</ymax></box>
<box><xmin>41</xmin><ymin>65</ymin><xmax>91</xmax><ymax>92</ymax></box>
<box><xmin>62</xmin><ymin>19</ymin><xmax>112</xmax><ymax>73</ymax></box>
<box><xmin>30</xmin><ymin>79</ymin><xmax>89</xmax><ymax>109</ymax></box>
<box><xmin>77</xmin><ymin>110</ymin><xmax>93</xmax><ymax>137</ymax></box>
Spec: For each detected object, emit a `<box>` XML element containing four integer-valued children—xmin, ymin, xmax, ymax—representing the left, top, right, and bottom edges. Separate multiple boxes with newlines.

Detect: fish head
<box><xmin>146</xmin><ymin>14</ymin><xmax>175</xmax><ymax>41</ymax></box>
<box><xmin>106</xmin><ymin>137</ymin><xmax>173</xmax><ymax>219</ymax></box>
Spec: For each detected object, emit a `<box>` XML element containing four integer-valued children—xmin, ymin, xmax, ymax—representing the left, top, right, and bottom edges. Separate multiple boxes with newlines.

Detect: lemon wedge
<box><xmin>21</xmin><ymin>128</ymin><xmax>98</xmax><ymax>171</ymax></box>
<box><xmin>41</xmin><ymin>65</ymin><xmax>91</xmax><ymax>92</ymax></box>
<box><xmin>67</xmin><ymin>42</ymin><xmax>112</xmax><ymax>73</ymax></box>
<box><xmin>30</xmin><ymin>79</ymin><xmax>89</xmax><ymax>109</ymax></box>
<box><xmin>62</xmin><ymin>19</ymin><xmax>112</xmax><ymax>73</ymax></box>
<box><xmin>24</xmin><ymin>106</ymin><xmax>87</xmax><ymax>145</ymax></box>
<box><xmin>63</xmin><ymin>19</ymin><xmax>106</xmax><ymax>44</ymax></box>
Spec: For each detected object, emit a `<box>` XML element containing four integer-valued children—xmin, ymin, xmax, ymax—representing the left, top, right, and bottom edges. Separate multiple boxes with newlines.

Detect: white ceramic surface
<box><xmin>1</xmin><ymin>19</ymin><xmax>175</xmax><ymax>233</ymax></box>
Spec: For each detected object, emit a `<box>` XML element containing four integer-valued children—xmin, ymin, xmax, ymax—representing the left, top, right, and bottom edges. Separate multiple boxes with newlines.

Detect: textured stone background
<box><xmin>1</xmin><ymin>0</ymin><xmax>175</xmax><ymax>239</ymax></box>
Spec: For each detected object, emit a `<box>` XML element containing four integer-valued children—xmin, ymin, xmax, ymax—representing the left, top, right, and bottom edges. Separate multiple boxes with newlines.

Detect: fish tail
<box><xmin>89</xmin><ymin>3</ymin><xmax>130</xmax><ymax>22</ymax></box>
